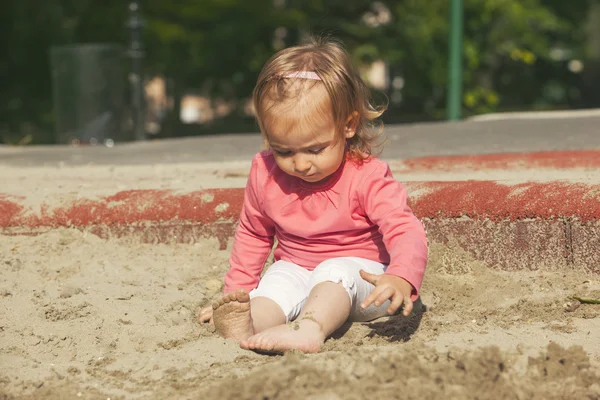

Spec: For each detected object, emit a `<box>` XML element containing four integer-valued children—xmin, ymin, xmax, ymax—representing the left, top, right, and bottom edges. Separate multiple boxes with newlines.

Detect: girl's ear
<box><xmin>344</xmin><ymin>112</ymin><xmax>359</xmax><ymax>139</ymax></box>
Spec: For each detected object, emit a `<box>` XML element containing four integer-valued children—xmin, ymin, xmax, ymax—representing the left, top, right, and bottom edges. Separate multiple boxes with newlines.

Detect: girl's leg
<box><xmin>241</xmin><ymin>257</ymin><xmax>387</xmax><ymax>353</ymax></box>
<box><xmin>240</xmin><ymin>281</ymin><xmax>350</xmax><ymax>353</ymax></box>
<box><xmin>249</xmin><ymin>297</ymin><xmax>287</xmax><ymax>333</ymax></box>
<box><xmin>213</xmin><ymin>261</ymin><xmax>310</xmax><ymax>342</ymax></box>
<box><xmin>212</xmin><ymin>290</ymin><xmax>285</xmax><ymax>342</ymax></box>
<box><xmin>340</xmin><ymin>258</ymin><xmax>392</xmax><ymax>322</ymax></box>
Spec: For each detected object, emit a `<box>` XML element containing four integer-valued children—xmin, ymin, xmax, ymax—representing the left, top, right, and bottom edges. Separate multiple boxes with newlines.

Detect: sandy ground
<box><xmin>1</xmin><ymin>229</ymin><xmax>599</xmax><ymax>399</ymax></box>
<box><xmin>2</xmin><ymin>161</ymin><xmax>599</xmax><ymax>211</ymax></box>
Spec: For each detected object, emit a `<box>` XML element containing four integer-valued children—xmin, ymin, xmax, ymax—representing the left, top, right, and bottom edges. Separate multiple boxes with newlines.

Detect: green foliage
<box><xmin>0</xmin><ymin>0</ymin><xmax>597</xmax><ymax>144</ymax></box>
<box><xmin>143</xmin><ymin>0</ymin><xmax>294</xmax><ymax>98</ymax></box>
<box><xmin>0</xmin><ymin>0</ymin><xmax>127</xmax><ymax>144</ymax></box>
<box><xmin>374</xmin><ymin>0</ymin><xmax>585</xmax><ymax>116</ymax></box>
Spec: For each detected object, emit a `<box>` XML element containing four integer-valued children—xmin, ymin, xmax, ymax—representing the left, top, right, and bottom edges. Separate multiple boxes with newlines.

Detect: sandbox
<box><xmin>1</xmin><ymin>150</ymin><xmax>599</xmax><ymax>399</ymax></box>
<box><xmin>1</xmin><ymin>230</ymin><xmax>599</xmax><ymax>399</ymax></box>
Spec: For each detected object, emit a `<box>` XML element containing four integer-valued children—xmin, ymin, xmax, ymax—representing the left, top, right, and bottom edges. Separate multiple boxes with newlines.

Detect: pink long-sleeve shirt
<box><xmin>224</xmin><ymin>151</ymin><xmax>428</xmax><ymax>299</ymax></box>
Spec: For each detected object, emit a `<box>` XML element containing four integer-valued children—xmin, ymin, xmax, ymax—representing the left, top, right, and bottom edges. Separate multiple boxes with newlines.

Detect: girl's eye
<box><xmin>274</xmin><ymin>150</ymin><xmax>292</xmax><ymax>156</ymax></box>
<box><xmin>308</xmin><ymin>148</ymin><xmax>325</xmax><ymax>155</ymax></box>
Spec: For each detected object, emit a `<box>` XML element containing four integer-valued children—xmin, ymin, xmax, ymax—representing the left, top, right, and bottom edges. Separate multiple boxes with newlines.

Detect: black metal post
<box><xmin>127</xmin><ymin>1</ymin><xmax>146</xmax><ymax>141</ymax></box>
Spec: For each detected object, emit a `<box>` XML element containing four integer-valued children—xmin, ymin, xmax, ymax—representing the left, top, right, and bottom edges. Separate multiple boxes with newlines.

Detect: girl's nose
<box><xmin>293</xmin><ymin>154</ymin><xmax>311</xmax><ymax>173</ymax></box>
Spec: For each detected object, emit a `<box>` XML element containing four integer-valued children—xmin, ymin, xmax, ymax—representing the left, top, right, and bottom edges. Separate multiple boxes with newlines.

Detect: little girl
<box><xmin>199</xmin><ymin>37</ymin><xmax>428</xmax><ymax>354</ymax></box>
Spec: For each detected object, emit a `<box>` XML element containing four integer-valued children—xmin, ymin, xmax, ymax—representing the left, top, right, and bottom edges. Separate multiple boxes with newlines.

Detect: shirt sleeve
<box><xmin>358</xmin><ymin>162</ymin><xmax>428</xmax><ymax>300</ymax></box>
<box><xmin>223</xmin><ymin>156</ymin><xmax>276</xmax><ymax>294</ymax></box>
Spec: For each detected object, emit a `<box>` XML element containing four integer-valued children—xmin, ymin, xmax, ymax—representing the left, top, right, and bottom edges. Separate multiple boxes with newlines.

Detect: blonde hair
<box><xmin>252</xmin><ymin>36</ymin><xmax>387</xmax><ymax>163</ymax></box>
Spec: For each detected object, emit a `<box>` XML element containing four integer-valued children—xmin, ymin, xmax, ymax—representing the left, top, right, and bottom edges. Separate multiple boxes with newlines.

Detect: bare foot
<box><xmin>212</xmin><ymin>289</ymin><xmax>254</xmax><ymax>342</ymax></box>
<box><xmin>240</xmin><ymin>318</ymin><xmax>325</xmax><ymax>354</ymax></box>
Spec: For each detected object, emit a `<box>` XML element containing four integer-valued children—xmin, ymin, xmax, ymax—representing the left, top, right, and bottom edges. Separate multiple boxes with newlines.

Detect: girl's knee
<box><xmin>308</xmin><ymin>258</ymin><xmax>359</xmax><ymax>299</ymax></box>
<box><xmin>250</xmin><ymin>260</ymin><xmax>311</xmax><ymax>322</ymax></box>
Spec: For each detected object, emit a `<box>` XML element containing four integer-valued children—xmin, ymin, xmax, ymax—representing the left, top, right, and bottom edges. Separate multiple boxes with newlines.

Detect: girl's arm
<box><xmin>223</xmin><ymin>156</ymin><xmax>275</xmax><ymax>293</ymax></box>
<box><xmin>359</xmin><ymin>163</ymin><xmax>428</xmax><ymax>300</ymax></box>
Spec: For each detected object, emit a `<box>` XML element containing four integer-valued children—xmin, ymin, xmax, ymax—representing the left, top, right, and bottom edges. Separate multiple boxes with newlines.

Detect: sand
<box><xmin>1</xmin><ymin>161</ymin><xmax>599</xmax><ymax>211</ymax></box>
<box><xmin>1</xmin><ymin>228</ymin><xmax>599</xmax><ymax>399</ymax></box>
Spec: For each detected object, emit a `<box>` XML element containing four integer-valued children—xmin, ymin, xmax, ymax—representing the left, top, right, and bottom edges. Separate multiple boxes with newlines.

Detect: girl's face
<box><xmin>268</xmin><ymin>120</ymin><xmax>353</xmax><ymax>184</ymax></box>
<box><xmin>263</xmin><ymin>82</ymin><xmax>355</xmax><ymax>184</ymax></box>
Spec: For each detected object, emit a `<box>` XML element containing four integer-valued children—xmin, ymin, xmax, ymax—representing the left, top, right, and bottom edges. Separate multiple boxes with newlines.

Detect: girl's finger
<box><xmin>360</xmin><ymin>285</ymin><xmax>384</xmax><ymax>309</ymax></box>
<box><xmin>373</xmin><ymin>286</ymin><xmax>395</xmax><ymax>308</ymax></box>
<box><xmin>359</xmin><ymin>269</ymin><xmax>380</xmax><ymax>285</ymax></box>
<box><xmin>200</xmin><ymin>306</ymin><xmax>211</xmax><ymax>315</ymax></box>
<box><xmin>387</xmin><ymin>291</ymin><xmax>405</xmax><ymax>315</ymax></box>
<box><xmin>198</xmin><ymin>307</ymin><xmax>213</xmax><ymax>322</ymax></box>
<box><xmin>402</xmin><ymin>297</ymin><xmax>414</xmax><ymax>317</ymax></box>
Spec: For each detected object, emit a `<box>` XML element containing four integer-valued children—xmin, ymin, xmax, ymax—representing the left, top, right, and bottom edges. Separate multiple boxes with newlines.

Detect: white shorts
<box><xmin>249</xmin><ymin>257</ymin><xmax>391</xmax><ymax>323</ymax></box>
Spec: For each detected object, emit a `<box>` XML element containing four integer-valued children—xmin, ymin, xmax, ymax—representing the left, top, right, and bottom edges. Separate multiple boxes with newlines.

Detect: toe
<box><xmin>222</xmin><ymin>292</ymin><xmax>234</xmax><ymax>303</ymax></box>
<box><xmin>255</xmin><ymin>335</ymin><xmax>272</xmax><ymax>351</ymax></box>
<box><xmin>233</xmin><ymin>288</ymin><xmax>249</xmax><ymax>302</ymax></box>
<box><xmin>261</xmin><ymin>337</ymin><xmax>276</xmax><ymax>352</ymax></box>
<box><xmin>244</xmin><ymin>335</ymin><xmax>258</xmax><ymax>349</ymax></box>
<box><xmin>246</xmin><ymin>334</ymin><xmax>263</xmax><ymax>349</ymax></box>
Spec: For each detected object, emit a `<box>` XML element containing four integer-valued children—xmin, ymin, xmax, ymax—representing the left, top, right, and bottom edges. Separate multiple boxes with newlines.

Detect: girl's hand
<box><xmin>198</xmin><ymin>305</ymin><xmax>214</xmax><ymax>324</ymax></box>
<box><xmin>359</xmin><ymin>271</ymin><xmax>414</xmax><ymax>317</ymax></box>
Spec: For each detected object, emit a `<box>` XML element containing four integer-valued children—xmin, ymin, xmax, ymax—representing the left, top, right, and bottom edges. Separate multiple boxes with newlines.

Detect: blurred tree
<box><xmin>0</xmin><ymin>0</ymin><xmax>597</xmax><ymax>144</ymax></box>
<box><xmin>376</xmin><ymin>0</ymin><xmax>592</xmax><ymax>118</ymax></box>
<box><xmin>142</xmin><ymin>0</ymin><xmax>303</xmax><ymax>137</ymax></box>
<box><xmin>225</xmin><ymin>0</ymin><xmax>596</xmax><ymax>119</ymax></box>
<box><xmin>0</xmin><ymin>0</ymin><xmax>127</xmax><ymax>144</ymax></box>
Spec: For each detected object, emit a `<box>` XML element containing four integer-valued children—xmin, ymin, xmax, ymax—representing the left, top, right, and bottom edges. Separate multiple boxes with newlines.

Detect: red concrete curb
<box><xmin>2</xmin><ymin>181</ymin><xmax>598</xmax><ymax>228</ymax></box>
<box><xmin>389</xmin><ymin>150</ymin><xmax>600</xmax><ymax>172</ymax></box>
<box><xmin>1</xmin><ymin>181</ymin><xmax>599</xmax><ymax>273</ymax></box>
<box><xmin>0</xmin><ymin>190</ymin><xmax>244</xmax><ymax>229</ymax></box>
